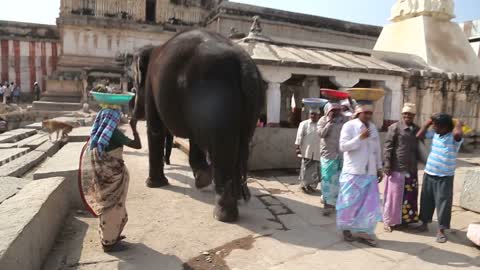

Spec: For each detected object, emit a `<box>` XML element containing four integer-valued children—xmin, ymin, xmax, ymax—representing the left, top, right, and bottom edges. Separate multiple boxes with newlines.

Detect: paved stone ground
<box><xmin>44</xmin><ymin>123</ymin><xmax>480</xmax><ymax>270</ymax></box>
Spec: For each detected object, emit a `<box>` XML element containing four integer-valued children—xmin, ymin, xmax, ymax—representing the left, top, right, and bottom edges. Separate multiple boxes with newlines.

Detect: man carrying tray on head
<box><xmin>318</xmin><ymin>102</ymin><xmax>348</xmax><ymax>216</ymax></box>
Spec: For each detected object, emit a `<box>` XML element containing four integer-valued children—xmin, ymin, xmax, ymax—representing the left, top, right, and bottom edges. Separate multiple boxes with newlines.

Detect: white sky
<box><xmin>0</xmin><ymin>0</ymin><xmax>478</xmax><ymax>26</ymax></box>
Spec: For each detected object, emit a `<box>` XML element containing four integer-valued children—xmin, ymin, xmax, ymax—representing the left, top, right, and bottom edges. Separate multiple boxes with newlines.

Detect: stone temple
<box><xmin>0</xmin><ymin>0</ymin><xmax>479</xmax><ymax>139</ymax></box>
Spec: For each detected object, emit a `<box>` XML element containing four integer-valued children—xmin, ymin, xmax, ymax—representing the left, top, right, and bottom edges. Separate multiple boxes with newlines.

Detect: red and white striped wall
<box><xmin>0</xmin><ymin>39</ymin><xmax>59</xmax><ymax>94</ymax></box>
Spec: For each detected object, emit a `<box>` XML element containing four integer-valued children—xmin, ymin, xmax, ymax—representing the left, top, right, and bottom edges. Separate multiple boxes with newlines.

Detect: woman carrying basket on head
<box><xmin>79</xmin><ymin>93</ymin><xmax>141</xmax><ymax>252</ymax></box>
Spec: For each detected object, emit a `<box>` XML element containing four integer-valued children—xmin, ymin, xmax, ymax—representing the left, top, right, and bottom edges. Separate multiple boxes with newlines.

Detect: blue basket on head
<box><xmin>302</xmin><ymin>98</ymin><xmax>328</xmax><ymax>109</ymax></box>
<box><xmin>90</xmin><ymin>91</ymin><xmax>135</xmax><ymax>105</ymax></box>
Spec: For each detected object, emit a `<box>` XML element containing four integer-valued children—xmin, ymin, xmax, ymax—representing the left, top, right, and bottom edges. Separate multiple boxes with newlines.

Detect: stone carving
<box><xmin>390</xmin><ymin>0</ymin><xmax>455</xmax><ymax>22</ymax></box>
<box><xmin>228</xmin><ymin>27</ymin><xmax>246</xmax><ymax>39</ymax></box>
<box><xmin>250</xmin><ymin>16</ymin><xmax>263</xmax><ymax>34</ymax></box>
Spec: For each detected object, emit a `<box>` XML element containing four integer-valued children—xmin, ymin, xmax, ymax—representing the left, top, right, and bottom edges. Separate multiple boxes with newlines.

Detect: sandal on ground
<box><xmin>322</xmin><ymin>208</ymin><xmax>333</xmax><ymax>217</ymax></box>
<box><xmin>306</xmin><ymin>186</ymin><xmax>316</xmax><ymax>193</ymax></box>
<box><xmin>358</xmin><ymin>237</ymin><xmax>378</xmax><ymax>247</ymax></box>
<box><xmin>436</xmin><ymin>233</ymin><xmax>448</xmax><ymax>243</ymax></box>
<box><xmin>355</xmin><ymin>233</ymin><xmax>378</xmax><ymax>247</ymax></box>
<box><xmin>300</xmin><ymin>186</ymin><xmax>310</xmax><ymax>194</ymax></box>
<box><xmin>102</xmin><ymin>242</ymin><xmax>129</xmax><ymax>253</ymax></box>
<box><xmin>384</xmin><ymin>224</ymin><xmax>393</xmax><ymax>233</ymax></box>
<box><xmin>343</xmin><ymin>230</ymin><xmax>354</xmax><ymax>242</ymax></box>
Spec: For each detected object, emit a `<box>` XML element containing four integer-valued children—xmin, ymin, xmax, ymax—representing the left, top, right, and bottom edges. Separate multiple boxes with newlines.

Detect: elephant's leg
<box><xmin>211</xmin><ymin>140</ymin><xmax>239</xmax><ymax>222</ymax></box>
<box><xmin>145</xmin><ymin>97</ymin><xmax>169</xmax><ymax>188</ymax></box>
<box><xmin>213</xmin><ymin>168</ymin><xmax>239</xmax><ymax>222</ymax></box>
<box><xmin>189</xmin><ymin>141</ymin><xmax>212</xmax><ymax>189</ymax></box>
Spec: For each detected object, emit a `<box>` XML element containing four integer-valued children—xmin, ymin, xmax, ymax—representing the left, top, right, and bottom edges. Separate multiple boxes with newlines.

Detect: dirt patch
<box><xmin>183</xmin><ymin>235</ymin><xmax>260</xmax><ymax>270</ymax></box>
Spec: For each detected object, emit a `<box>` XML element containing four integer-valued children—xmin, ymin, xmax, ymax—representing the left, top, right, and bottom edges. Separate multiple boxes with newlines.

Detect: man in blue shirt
<box><xmin>416</xmin><ymin>113</ymin><xmax>464</xmax><ymax>243</ymax></box>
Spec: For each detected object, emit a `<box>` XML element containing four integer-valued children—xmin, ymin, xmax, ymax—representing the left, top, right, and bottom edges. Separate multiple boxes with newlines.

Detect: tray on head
<box><xmin>346</xmin><ymin>88</ymin><xmax>385</xmax><ymax>102</ymax></box>
<box><xmin>320</xmin><ymin>89</ymin><xmax>350</xmax><ymax>100</ymax></box>
<box><xmin>90</xmin><ymin>91</ymin><xmax>135</xmax><ymax>105</ymax></box>
<box><xmin>302</xmin><ymin>98</ymin><xmax>328</xmax><ymax>108</ymax></box>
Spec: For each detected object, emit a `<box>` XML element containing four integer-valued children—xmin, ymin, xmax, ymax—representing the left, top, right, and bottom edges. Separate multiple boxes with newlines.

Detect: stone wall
<box><xmin>404</xmin><ymin>70</ymin><xmax>480</xmax><ymax>130</ymax></box>
<box><xmin>0</xmin><ymin>21</ymin><xmax>59</xmax><ymax>95</ymax></box>
<box><xmin>57</xmin><ymin>16</ymin><xmax>174</xmax><ymax>69</ymax></box>
<box><xmin>206</xmin><ymin>2</ymin><xmax>381</xmax><ymax>49</ymax></box>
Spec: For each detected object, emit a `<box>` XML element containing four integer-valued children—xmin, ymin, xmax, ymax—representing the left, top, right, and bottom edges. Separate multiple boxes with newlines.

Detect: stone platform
<box><xmin>33</xmin><ymin>142</ymin><xmax>86</xmax><ymax>208</ymax></box>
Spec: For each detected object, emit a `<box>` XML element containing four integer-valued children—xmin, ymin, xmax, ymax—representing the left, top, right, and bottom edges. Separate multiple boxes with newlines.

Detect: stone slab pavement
<box><xmin>44</xmin><ymin>123</ymin><xmax>480</xmax><ymax>270</ymax></box>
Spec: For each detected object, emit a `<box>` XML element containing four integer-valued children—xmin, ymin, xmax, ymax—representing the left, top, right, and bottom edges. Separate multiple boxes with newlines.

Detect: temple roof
<box><xmin>235</xmin><ymin>18</ymin><xmax>407</xmax><ymax>76</ymax></box>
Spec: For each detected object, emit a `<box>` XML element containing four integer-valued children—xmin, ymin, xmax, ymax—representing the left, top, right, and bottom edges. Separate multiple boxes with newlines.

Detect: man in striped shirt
<box><xmin>416</xmin><ymin>113</ymin><xmax>464</xmax><ymax>243</ymax></box>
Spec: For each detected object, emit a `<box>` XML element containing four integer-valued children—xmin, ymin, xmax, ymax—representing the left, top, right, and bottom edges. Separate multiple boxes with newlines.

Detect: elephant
<box><xmin>132</xmin><ymin>29</ymin><xmax>265</xmax><ymax>222</ymax></box>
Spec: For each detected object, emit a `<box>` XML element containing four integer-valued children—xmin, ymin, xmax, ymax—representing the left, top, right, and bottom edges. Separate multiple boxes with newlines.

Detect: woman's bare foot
<box><xmin>384</xmin><ymin>224</ymin><xmax>393</xmax><ymax>233</ymax></box>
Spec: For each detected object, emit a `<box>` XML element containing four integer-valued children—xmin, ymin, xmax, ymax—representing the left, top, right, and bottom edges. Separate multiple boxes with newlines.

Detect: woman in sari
<box><xmin>336</xmin><ymin>104</ymin><xmax>383</xmax><ymax>247</ymax></box>
<box><xmin>80</xmin><ymin>108</ymin><xmax>141</xmax><ymax>252</ymax></box>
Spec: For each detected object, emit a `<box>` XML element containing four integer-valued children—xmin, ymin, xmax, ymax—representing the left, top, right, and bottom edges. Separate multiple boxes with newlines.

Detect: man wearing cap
<box><xmin>336</xmin><ymin>103</ymin><xmax>383</xmax><ymax>246</ymax></box>
<box><xmin>295</xmin><ymin>108</ymin><xmax>321</xmax><ymax>194</ymax></box>
<box><xmin>318</xmin><ymin>102</ymin><xmax>347</xmax><ymax>216</ymax></box>
<box><xmin>383</xmin><ymin>103</ymin><xmax>421</xmax><ymax>232</ymax></box>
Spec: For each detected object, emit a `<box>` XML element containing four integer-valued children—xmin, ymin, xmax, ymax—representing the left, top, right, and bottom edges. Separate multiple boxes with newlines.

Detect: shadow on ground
<box><xmin>163</xmin><ymin>171</ymin><xmax>479</xmax><ymax>268</ymax></box>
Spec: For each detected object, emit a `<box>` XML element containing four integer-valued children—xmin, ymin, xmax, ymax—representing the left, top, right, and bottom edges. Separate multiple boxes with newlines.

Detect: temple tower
<box><xmin>373</xmin><ymin>0</ymin><xmax>480</xmax><ymax>76</ymax></box>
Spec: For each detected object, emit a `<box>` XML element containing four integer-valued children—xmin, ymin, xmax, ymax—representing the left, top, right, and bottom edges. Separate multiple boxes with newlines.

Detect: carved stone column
<box><xmin>260</xmin><ymin>67</ymin><xmax>292</xmax><ymax>126</ymax></box>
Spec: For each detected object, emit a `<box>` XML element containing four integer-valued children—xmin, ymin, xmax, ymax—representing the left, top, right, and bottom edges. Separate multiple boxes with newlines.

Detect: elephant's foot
<box><xmin>213</xmin><ymin>195</ymin><xmax>239</xmax><ymax>223</ymax></box>
<box><xmin>145</xmin><ymin>175</ymin><xmax>169</xmax><ymax>188</ymax></box>
<box><xmin>193</xmin><ymin>168</ymin><xmax>212</xmax><ymax>189</ymax></box>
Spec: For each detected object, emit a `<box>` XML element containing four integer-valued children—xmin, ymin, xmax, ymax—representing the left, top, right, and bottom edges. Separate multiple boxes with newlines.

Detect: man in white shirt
<box><xmin>336</xmin><ymin>104</ymin><xmax>383</xmax><ymax>247</ymax></box>
<box><xmin>295</xmin><ymin>108</ymin><xmax>321</xmax><ymax>194</ymax></box>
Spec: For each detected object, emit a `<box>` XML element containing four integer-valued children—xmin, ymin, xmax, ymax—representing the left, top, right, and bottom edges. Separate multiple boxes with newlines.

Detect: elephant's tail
<box><xmin>237</xmin><ymin>53</ymin><xmax>265</xmax><ymax>201</ymax></box>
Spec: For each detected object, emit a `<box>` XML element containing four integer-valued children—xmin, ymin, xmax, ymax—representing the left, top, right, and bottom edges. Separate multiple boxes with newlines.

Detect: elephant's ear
<box><xmin>131</xmin><ymin>47</ymin><xmax>154</xmax><ymax>120</ymax></box>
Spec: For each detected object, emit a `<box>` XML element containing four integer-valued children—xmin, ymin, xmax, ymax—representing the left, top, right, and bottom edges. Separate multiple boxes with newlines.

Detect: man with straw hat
<box><xmin>295</xmin><ymin>107</ymin><xmax>322</xmax><ymax>194</ymax></box>
<box><xmin>383</xmin><ymin>103</ymin><xmax>421</xmax><ymax>233</ymax></box>
<box><xmin>318</xmin><ymin>102</ymin><xmax>347</xmax><ymax>216</ymax></box>
<box><xmin>336</xmin><ymin>103</ymin><xmax>383</xmax><ymax>246</ymax></box>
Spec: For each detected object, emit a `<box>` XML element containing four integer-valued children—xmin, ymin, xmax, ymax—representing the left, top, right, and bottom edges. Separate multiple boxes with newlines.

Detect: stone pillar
<box><xmin>259</xmin><ymin>67</ymin><xmax>291</xmax><ymax>126</ymax></box>
<box><xmin>303</xmin><ymin>77</ymin><xmax>320</xmax><ymax>98</ymax></box>
<box><xmin>302</xmin><ymin>77</ymin><xmax>320</xmax><ymax>119</ymax></box>
<box><xmin>266</xmin><ymin>82</ymin><xmax>282</xmax><ymax>125</ymax></box>
<box><xmin>378</xmin><ymin>78</ymin><xmax>404</xmax><ymax>130</ymax></box>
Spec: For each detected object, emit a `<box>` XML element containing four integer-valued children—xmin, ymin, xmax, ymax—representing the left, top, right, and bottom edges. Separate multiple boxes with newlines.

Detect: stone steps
<box><xmin>0</xmin><ymin>177</ymin><xmax>30</xmax><ymax>204</ymax></box>
<box><xmin>68</xmin><ymin>126</ymin><xmax>91</xmax><ymax>142</ymax></box>
<box><xmin>32</xmin><ymin>101</ymin><xmax>82</xmax><ymax>112</ymax></box>
<box><xmin>25</xmin><ymin>122</ymin><xmax>43</xmax><ymax>130</ymax></box>
<box><xmin>0</xmin><ymin>177</ymin><xmax>69</xmax><ymax>270</ymax></box>
<box><xmin>0</xmin><ymin>151</ymin><xmax>48</xmax><ymax>177</ymax></box>
<box><xmin>0</xmin><ymin>148</ymin><xmax>30</xmax><ymax>167</ymax></box>
<box><xmin>35</xmin><ymin>140</ymin><xmax>63</xmax><ymax>157</ymax></box>
<box><xmin>0</xmin><ymin>129</ymin><xmax>37</xmax><ymax>144</ymax></box>
<box><xmin>33</xmin><ymin>142</ymin><xmax>86</xmax><ymax>208</ymax></box>
<box><xmin>16</xmin><ymin>133</ymin><xmax>49</xmax><ymax>149</ymax></box>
